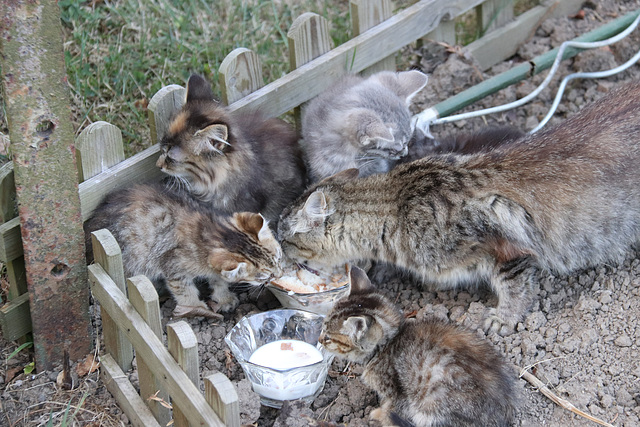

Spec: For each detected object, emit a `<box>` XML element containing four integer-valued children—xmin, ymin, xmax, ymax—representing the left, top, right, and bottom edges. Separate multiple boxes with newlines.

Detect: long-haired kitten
<box><xmin>156</xmin><ymin>74</ymin><xmax>307</xmax><ymax>225</ymax></box>
<box><xmin>85</xmin><ymin>182</ymin><xmax>283</xmax><ymax>318</ymax></box>
<box><xmin>301</xmin><ymin>70</ymin><xmax>428</xmax><ymax>182</ymax></box>
<box><xmin>320</xmin><ymin>267</ymin><xmax>517</xmax><ymax>426</ymax></box>
<box><xmin>279</xmin><ymin>81</ymin><xmax>640</xmax><ymax>335</ymax></box>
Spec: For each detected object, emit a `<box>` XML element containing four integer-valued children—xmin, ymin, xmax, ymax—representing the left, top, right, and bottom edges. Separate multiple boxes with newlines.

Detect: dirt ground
<box><xmin>2</xmin><ymin>1</ymin><xmax>640</xmax><ymax>426</ymax></box>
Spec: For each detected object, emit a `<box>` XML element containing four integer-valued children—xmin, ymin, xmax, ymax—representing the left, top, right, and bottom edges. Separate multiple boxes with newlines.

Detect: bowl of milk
<box><xmin>224</xmin><ymin>309</ymin><xmax>334</xmax><ymax>408</ymax></box>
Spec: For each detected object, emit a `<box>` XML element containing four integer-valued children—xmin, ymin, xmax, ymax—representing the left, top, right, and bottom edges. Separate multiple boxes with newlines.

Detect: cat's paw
<box><xmin>369</xmin><ymin>407</ymin><xmax>396</xmax><ymax>427</ymax></box>
<box><xmin>208</xmin><ymin>287</ymin><xmax>240</xmax><ymax>313</ymax></box>
<box><xmin>173</xmin><ymin>304</ymin><xmax>223</xmax><ymax>320</ymax></box>
<box><xmin>482</xmin><ymin>309</ymin><xmax>516</xmax><ymax>336</ymax></box>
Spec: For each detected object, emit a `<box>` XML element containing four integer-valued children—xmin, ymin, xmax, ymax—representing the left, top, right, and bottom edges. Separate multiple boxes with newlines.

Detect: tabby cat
<box><xmin>301</xmin><ymin>70</ymin><xmax>428</xmax><ymax>182</ymax></box>
<box><xmin>156</xmin><ymin>74</ymin><xmax>307</xmax><ymax>225</ymax></box>
<box><xmin>85</xmin><ymin>182</ymin><xmax>283</xmax><ymax>318</ymax></box>
<box><xmin>279</xmin><ymin>81</ymin><xmax>640</xmax><ymax>335</ymax></box>
<box><xmin>320</xmin><ymin>266</ymin><xmax>517</xmax><ymax>427</ymax></box>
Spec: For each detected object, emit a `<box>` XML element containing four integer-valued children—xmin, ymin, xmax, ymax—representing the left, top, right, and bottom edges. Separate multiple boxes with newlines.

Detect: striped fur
<box><xmin>320</xmin><ymin>267</ymin><xmax>517</xmax><ymax>426</ymax></box>
<box><xmin>279</xmin><ymin>81</ymin><xmax>640</xmax><ymax>334</ymax></box>
<box><xmin>85</xmin><ymin>182</ymin><xmax>283</xmax><ymax>318</ymax></box>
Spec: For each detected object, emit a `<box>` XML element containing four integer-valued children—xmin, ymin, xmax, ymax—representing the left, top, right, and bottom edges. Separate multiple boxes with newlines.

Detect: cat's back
<box><xmin>377</xmin><ymin>318</ymin><xmax>516</xmax><ymax>426</ymax></box>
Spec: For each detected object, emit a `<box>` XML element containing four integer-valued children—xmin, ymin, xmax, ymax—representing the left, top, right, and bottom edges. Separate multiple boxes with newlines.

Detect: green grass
<box><xmin>1</xmin><ymin>0</ymin><xmax>535</xmax><ymax>157</ymax></box>
<box><xmin>59</xmin><ymin>0</ymin><xmax>359</xmax><ymax>155</ymax></box>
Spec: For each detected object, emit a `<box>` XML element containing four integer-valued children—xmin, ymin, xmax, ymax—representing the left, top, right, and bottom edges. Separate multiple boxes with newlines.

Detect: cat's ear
<box><xmin>395</xmin><ymin>70</ymin><xmax>428</xmax><ymax>104</ymax></box>
<box><xmin>208</xmin><ymin>249</ymin><xmax>248</xmax><ymax>280</ymax></box>
<box><xmin>233</xmin><ymin>212</ymin><xmax>273</xmax><ymax>242</ymax></box>
<box><xmin>348</xmin><ymin>266</ymin><xmax>373</xmax><ymax>294</ymax></box>
<box><xmin>304</xmin><ymin>190</ymin><xmax>331</xmax><ymax>221</ymax></box>
<box><xmin>220</xmin><ymin>262</ymin><xmax>248</xmax><ymax>281</ymax></box>
<box><xmin>374</xmin><ymin>70</ymin><xmax>428</xmax><ymax>105</ymax></box>
<box><xmin>193</xmin><ymin>124</ymin><xmax>229</xmax><ymax>155</ymax></box>
<box><xmin>290</xmin><ymin>190</ymin><xmax>332</xmax><ymax>234</ymax></box>
<box><xmin>343</xmin><ymin>315</ymin><xmax>372</xmax><ymax>342</ymax></box>
<box><xmin>186</xmin><ymin>74</ymin><xmax>216</xmax><ymax>103</ymax></box>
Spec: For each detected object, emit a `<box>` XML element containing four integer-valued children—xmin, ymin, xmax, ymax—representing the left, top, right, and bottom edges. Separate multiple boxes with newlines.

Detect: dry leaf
<box><xmin>5</xmin><ymin>366</ymin><xmax>22</xmax><ymax>383</ymax></box>
<box><xmin>76</xmin><ymin>353</ymin><xmax>100</xmax><ymax>377</ymax></box>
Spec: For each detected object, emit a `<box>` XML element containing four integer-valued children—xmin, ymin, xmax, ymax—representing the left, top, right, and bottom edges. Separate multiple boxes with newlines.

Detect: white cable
<box><xmin>531</xmin><ymin>39</ymin><xmax>640</xmax><ymax>133</ymax></box>
<box><xmin>413</xmin><ymin>12</ymin><xmax>640</xmax><ymax>135</ymax></box>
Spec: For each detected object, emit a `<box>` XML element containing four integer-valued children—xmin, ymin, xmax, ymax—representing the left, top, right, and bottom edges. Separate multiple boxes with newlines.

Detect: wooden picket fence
<box><xmin>0</xmin><ymin>0</ymin><xmax>583</xmax><ymax>425</ymax></box>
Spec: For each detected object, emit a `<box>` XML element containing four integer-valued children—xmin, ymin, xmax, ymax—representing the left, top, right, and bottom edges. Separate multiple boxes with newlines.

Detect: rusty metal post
<box><xmin>0</xmin><ymin>0</ymin><xmax>92</xmax><ymax>369</ymax></box>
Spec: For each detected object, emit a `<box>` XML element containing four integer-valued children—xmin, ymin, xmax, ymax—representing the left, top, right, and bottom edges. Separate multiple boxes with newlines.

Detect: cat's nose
<box><xmin>156</xmin><ymin>156</ymin><xmax>164</xmax><ymax>169</ymax></box>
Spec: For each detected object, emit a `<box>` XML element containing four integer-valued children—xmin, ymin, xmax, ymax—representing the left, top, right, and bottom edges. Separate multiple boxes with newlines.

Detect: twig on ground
<box><xmin>519</xmin><ymin>367</ymin><xmax>615</xmax><ymax>427</ymax></box>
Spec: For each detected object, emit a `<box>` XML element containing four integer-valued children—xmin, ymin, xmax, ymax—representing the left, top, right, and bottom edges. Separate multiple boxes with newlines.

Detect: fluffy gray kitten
<box><xmin>279</xmin><ymin>81</ymin><xmax>640</xmax><ymax>335</ymax></box>
<box><xmin>320</xmin><ymin>267</ymin><xmax>517</xmax><ymax>427</ymax></box>
<box><xmin>301</xmin><ymin>70</ymin><xmax>428</xmax><ymax>182</ymax></box>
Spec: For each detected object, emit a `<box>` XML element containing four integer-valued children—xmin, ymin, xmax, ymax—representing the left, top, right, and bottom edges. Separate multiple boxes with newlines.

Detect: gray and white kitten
<box><xmin>85</xmin><ymin>182</ymin><xmax>283</xmax><ymax>318</ymax></box>
<box><xmin>320</xmin><ymin>267</ymin><xmax>517</xmax><ymax>426</ymax></box>
<box><xmin>279</xmin><ymin>81</ymin><xmax>640</xmax><ymax>335</ymax></box>
<box><xmin>301</xmin><ymin>70</ymin><xmax>428</xmax><ymax>182</ymax></box>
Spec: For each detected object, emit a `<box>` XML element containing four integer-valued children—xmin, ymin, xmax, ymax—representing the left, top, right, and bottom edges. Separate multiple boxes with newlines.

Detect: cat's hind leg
<box><xmin>167</xmin><ymin>278</ymin><xmax>223</xmax><ymax>319</ymax></box>
<box><xmin>483</xmin><ymin>256</ymin><xmax>537</xmax><ymax>336</ymax></box>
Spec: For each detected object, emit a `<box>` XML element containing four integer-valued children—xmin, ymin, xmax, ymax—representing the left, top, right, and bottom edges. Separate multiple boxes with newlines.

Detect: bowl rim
<box><xmin>265</xmin><ymin>280</ymin><xmax>350</xmax><ymax>297</ymax></box>
<box><xmin>225</xmin><ymin>308</ymin><xmax>333</xmax><ymax>373</ymax></box>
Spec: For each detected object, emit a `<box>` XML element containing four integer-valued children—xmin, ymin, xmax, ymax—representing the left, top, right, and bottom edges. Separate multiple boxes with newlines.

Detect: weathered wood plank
<box><xmin>425</xmin><ymin>18</ymin><xmax>456</xmax><ymax>44</ymax></box>
<box><xmin>465</xmin><ymin>0</ymin><xmax>583</xmax><ymax>70</ymax></box>
<box><xmin>88</xmin><ymin>264</ymin><xmax>226</xmax><ymax>426</ymax></box>
<box><xmin>219</xmin><ymin>48</ymin><xmax>264</xmax><ymax>105</ymax></box>
<box><xmin>91</xmin><ymin>229</ymin><xmax>133</xmax><ymax>372</ymax></box>
<box><xmin>0</xmin><ymin>292</ymin><xmax>31</xmax><ymax>341</ymax></box>
<box><xmin>128</xmin><ymin>275</ymin><xmax>171</xmax><ymax>426</ymax></box>
<box><xmin>230</xmin><ymin>0</ymin><xmax>486</xmax><ymax>118</ymax></box>
<box><xmin>288</xmin><ymin>12</ymin><xmax>333</xmax><ymax>129</ymax></box>
<box><xmin>205</xmin><ymin>373</ymin><xmax>240</xmax><ymax>427</ymax></box>
<box><xmin>0</xmin><ymin>144</ymin><xmax>163</xmax><ymax>264</ymax></box>
<box><xmin>79</xmin><ymin>144</ymin><xmax>164</xmax><ymax>222</ymax></box>
<box><xmin>76</xmin><ymin>121</ymin><xmax>125</xmax><ymax>182</ymax></box>
<box><xmin>5</xmin><ymin>255</ymin><xmax>27</xmax><ymax>300</ymax></box>
<box><xmin>478</xmin><ymin>0</ymin><xmax>514</xmax><ymax>34</ymax></box>
<box><xmin>148</xmin><ymin>84</ymin><xmax>185</xmax><ymax>144</ymax></box>
<box><xmin>99</xmin><ymin>354</ymin><xmax>162</xmax><ymax>427</ymax></box>
<box><xmin>350</xmin><ymin>0</ymin><xmax>396</xmax><ymax>75</ymax></box>
<box><xmin>0</xmin><ymin>162</ymin><xmax>16</xmax><ymax>222</ymax></box>
<box><xmin>167</xmin><ymin>321</ymin><xmax>200</xmax><ymax>427</ymax></box>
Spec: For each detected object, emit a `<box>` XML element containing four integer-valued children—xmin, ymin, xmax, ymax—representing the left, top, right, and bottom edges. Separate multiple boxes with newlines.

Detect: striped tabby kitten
<box><xmin>279</xmin><ymin>81</ymin><xmax>640</xmax><ymax>335</ymax></box>
<box><xmin>157</xmin><ymin>74</ymin><xmax>306</xmax><ymax>224</ymax></box>
<box><xmin>320</xmin><ymin>267</ymin><xmax>517</xmax><ymax>427</ymax></box>
<box><xmin>301</xmin><ymin>70</ymin><xmax>428</xmax><ymax>182</ymax></box>
<box><xmin>85</xmin><ymin>182</ymin><xmax>283</xmax><ymax>318</ymax></box>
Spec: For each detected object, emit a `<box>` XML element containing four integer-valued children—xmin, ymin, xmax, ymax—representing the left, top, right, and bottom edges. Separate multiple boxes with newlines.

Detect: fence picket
<box><xmin>87</xmin><ymin>264</ymin><xmax>227</xmax><ymax>426</ymax></box>
<box><xmin>128</xmin><ymin>275</ymin><xmax>172</xmax><ymax>426</ymax></box>
<box><xmin>350</xmin><ymin>0</ymin><xmax>396</xmax><ymax>75</ymax></box>
<box><xmin>205</xmin><ymin>373</ymin><xmax>240</xmax><ymax>427</ymax></box>
<box><xmin>76</xmin><ymin>121</ymin><xmax>125</xmax><ymax>182</ymax></box>
<box><xmin>288</xmin><ymin>12</ymin><xmax>333</xmax><ymax>129</ymax></box>
<box><xmin>167</xmin><ymin>321</ymin><xmax>200</xmax><ymax>427</ymax></box>
<box><xmin>148</xmin><ymin>84</ymin><xmax>186</xmax><ymax>144</ymax></box>
<box><xmin>91</xmin><ymin>229</ymin><xmax>134</xmax><ymax>372</ymax></box>
<box><xmin>219</xmin><ymin>48</ymin><xmax>264</xmax><ymax>105</ymax></box>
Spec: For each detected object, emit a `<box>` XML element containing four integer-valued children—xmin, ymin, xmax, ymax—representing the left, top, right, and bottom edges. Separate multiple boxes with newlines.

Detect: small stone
<box><xmin>614</xmin><ymin>334</ymin><xmax>633</xmax><ymax>347</ymax></box>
